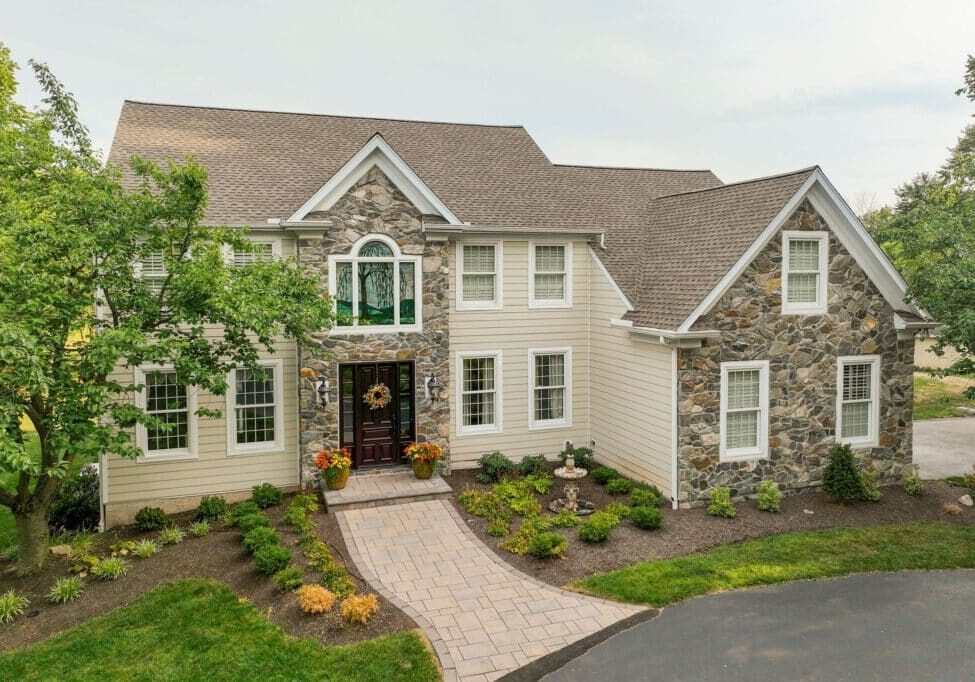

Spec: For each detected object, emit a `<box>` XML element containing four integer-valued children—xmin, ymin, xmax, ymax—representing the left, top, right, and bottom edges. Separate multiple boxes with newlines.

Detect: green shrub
<box><xmin>605</xmin><ymin>478</ymin><xmax>633</xmax><ymax>495</ymax></box>
<box><xmin>158</xmin><ymin>526</ymin><xmax>185</xmax><ymax>545</ymax></box>
<box><xmin>707</xmin><ymin>487</ymin><xmax>737</xmax><ymax>518</ymax></box>
<box><xmin>756</xmin><ymin>480</ymin><xmax>782</xmax><ymax>513</ymax></box>
<box><xmin>630</xmin><ymin>505</ymin><xmax>663</xmax><ymax>530</ymax></box>
<box><xmin>964</xmin><ymin>466</ymin><xmax>975</xmax><ymax>490</ymax></box>
<box><xmin>560</xmin><ymin>446</ymin><xmax>594</xmax><ymax>471</ymax></box>
<box><xmin>522</xmin><ymin>473</ymin><xmax>553</xmax><ymax>495</ymax></box>
<box><xmin>458</xmin><ymin>488</ymin><xmax>511</xmax><ymax>525</ymax></box>
<box><xmin>476</xmin><ymin>451</ymin><xmax>514</xmax><ymax>483</ymax></box>
<box><xmin>237</xmin><ymin>512</ymin><xmax>271</xmax><ymax>535</ymax></box>
<box><xmin>518</xmin><ymin>454</ymin><xmax>548</xmax><ymax>477</ymax></box>
<box><xmin>232</xmin><ymin>500</ymin><xmax>261</xmax><ymax>522</ymax></box>
<box><xmin>860</xmin><ymin>470</ymin><xmax>882</xmax><ymax>502</ymax></box>
<box><xmin>529</xmin><ymin>532</ymin><xmax>567</xmax><ymax>559</ymax></box>
<box><xmin>252</xmin><ymin>482</ymin><xmax>283</xmax><ymax>509</ymax></box>
<box><xmin>254</xmin><ymin>545</ymin><xmax>292</xmax><ymax>575</ymax></box>
<box><xmin>47</xmin><ymin>576</ymin><xmax>85</xmax><ymax>604</ymax></box>
<box><xmin>48</xmin><ymin>469</ymin><xmax>100</xmax><ymax>533</ymax></box>
<box><xmin>603</xmin><ymin>502</ymin><xmax>631</xmax><ymax>520</ymax></box>
<box><xmin>134</xmin><ymin>506</ymin><xmax>168</xmax><ymax>532</ymax></box>
<box><xmin>591</xmin><ymin>466</ymin><xmax>620</xmax><ymax>485</ymax></box>
<box><xmin>243</xmin><ymin>526</ymin><xmax>280</xmax><ymax>554</ymax></box>
<box><xmin>577</xmin><ymin>511</ymin><xmax>619</xmax><ymax>543</ymax></box>
<box><xmin>487</xmin><ymin>518</ymin><xmax>510</xmax><ymax>537</ymax></box>
<box><xmin>290</xmin><ymin>494</ymin><xmax>320</xmax><ymax>514</ymax></box>
<box><xmin>92</xmin><ymin>557</ymin><xmax>130</xmax><ymax>581</ymax></box>
<box><xmin>134</xmin><ymin>539</ymin><xmax>159</xmax><ymax>558</ymax></box>
<box><xmin>195</xmin><ymin>495</ymin><xmax>228</xmax><ymax>522</ymax></box>
<box><xmin>550</xmin><ymin>508</ymin><xmax>581</xmax><ymax>528</ymax></box>
<box><xmin>493</xmin><ymin>480</ymin><xmax>541</xmax><ymax>517</ymax></box>
<box><xmin>321</xmin><ymin>570</ymin><xmax>356</xmax><ymax>598</ymax></box>
<box><xmin>500</xmin><ymin>517</ymin><xmax>551</xmax><ymax>555</ymax></box>
<box><xmin>630</xmin><ymin>484</ymin><xmax>663</xmax><ymax>508</ymax></box>
<box><xmin>822</xmin><ymin>444</ymin><xmax>867</xmax><ymax>502</ymax></box>
<box><xmin>283</xmin><ymin>505</ymin><xmax>309</xmax><ymax>528</ymax></box>
<box><xmin>902</xmin><ymin>467</ymin><xmax>925</xmax><ymax>496</ymax></box>
<box><xmin>0</xmin><ymin>591</ymin><xmax>29</xmax><ymax>623</ymax></box>
<box><xmin>272</xmin><ymin>566</ymin><xmax>304</xmax><ymax>591</ymax></box>
<box><xmin>189</xmin><ymin>521</ymin><xmax>210</xmax><ymax>537</ymax></box>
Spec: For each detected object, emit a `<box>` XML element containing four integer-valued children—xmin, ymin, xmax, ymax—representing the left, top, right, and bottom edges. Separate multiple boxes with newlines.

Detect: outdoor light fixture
<box><xmin>424</xmin><ymin>372</ymin><xmax>445</xmax><ymax>401</ymax></box>
<box><xmin>316</xmin><ymin>378</ymin><xmax>330</xmax><ymax>405</ymax></box>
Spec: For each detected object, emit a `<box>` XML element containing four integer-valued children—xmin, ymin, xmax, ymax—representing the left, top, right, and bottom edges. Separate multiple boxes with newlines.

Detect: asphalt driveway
<box><xmin>914</xmin><ymin>417</ymin><xmax>975</xmax><ymax>479</ymax></box>
<box><xmin>543</xmin><ymin>571</ymin><xmax>975</xmax><ymax>682</ymax></box>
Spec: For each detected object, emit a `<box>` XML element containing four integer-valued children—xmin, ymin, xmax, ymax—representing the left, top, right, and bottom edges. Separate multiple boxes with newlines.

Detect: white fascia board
<box><xmin>424</xmin><ymin>223</ymin><xmax>602</xmax><ymax>239</ymax></box>
<box><xmin>287</xmin><ymin>134</ymin><xmax>461</xmax><ymax>224</ymax></box>
<box><xmin>609</xmin><ymin>318</ymin><xmax>718</xmax><ymax>344</ymax></box>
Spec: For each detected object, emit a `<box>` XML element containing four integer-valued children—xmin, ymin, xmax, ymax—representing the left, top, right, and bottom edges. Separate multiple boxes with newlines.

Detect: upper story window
<box><xmin>719</xmin><ymin>360</ymin><xmax>769</xmax><ymax>461</ymax></box>
<box><xmin>328</xmin><ymin>235</ymin><xmax>422</xmax><ymax>333</ymax></box>
<box><xmin>529</xmin><ymin>242</ymin><xmax>571</xmax><ymax>308</ymax></box>
<box><xmin>137</xmin><ymin>249</ymin><xmax>168</xmax><ymax>296</ymax></box>
<box><xmin>836</xmin><ymin>355</ymin><xmax>880</xmax><ymax>448</ymax></box>
<box><xmin>227</xmin><ymin>360</ymin><xmax>284</xmax><ymax>456</ymax></box>
<box><xmin>231</xmin><ymin>238</ymin><xmax>281</xmax><ymax>266</ymax></box>
<box><xmin>456</xmin><ymin>241</ymin><xmax>502</xmax><ymax>310</ymax></box>
<box><xmin>134</xmin><ymin>366</ymin><xmax>197</xmax><ymax>461</ymax></box>
<box><xmin>782</xmin><ymin>231</ymin><xmax>828</xmax><ymax>315</ymax></box>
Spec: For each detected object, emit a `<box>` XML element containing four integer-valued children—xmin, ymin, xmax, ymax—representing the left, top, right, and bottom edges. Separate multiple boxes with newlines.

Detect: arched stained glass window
<box><xmin>358</xmin><ymin>240</ymin><xmax>394</xmax><ymax>258</ymax></box>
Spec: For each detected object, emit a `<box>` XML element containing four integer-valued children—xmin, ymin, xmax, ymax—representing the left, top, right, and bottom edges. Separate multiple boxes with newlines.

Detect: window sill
<box><xmin>719</xmin><ymin>449</ymin><xmax>766</xmax><ymax>462</ymax></box>
<box><xmin>528</xmin><ymin>419</ymin><xmax>572</xmax><ymax>432</ymax></box>
<box><xmin>228</xmin><ymin>443</ymin><xmax>286</xmax><ymax>458</ymax></box>
<box><xmin>456</xmin><ymin>302</ymin><xmax>503</xmax><ymax>311</ymax></box>
<box><xmin>456</xmin><ymin>425</ymin><xmax>502</xmax><ymax>437</ymax></box>
<box><xmin>330</xmin><ymin>325</ymin><xmax>422</xmax><ymax>335</ymax></box>
<box><xmin>837</xmin><ymin>437</ymin><xmax>879</xmax><ymax>450</ymax></box>
<box><xmin>137</xmin><ymin>451</ymin><xmax>197</xmax><ymax>464</ymax></box>
<box><xmin>528</xmin><ymin>300</ymin><xmax>572</xmax><ymax>310</ymax></box>
<box><xmin>781</xmin><ymin>305</ymin><xmax>827</xmax><ymax>316</ymax></box>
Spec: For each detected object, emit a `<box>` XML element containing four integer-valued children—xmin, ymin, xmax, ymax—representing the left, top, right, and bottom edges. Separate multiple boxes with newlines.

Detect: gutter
<box><xmin>422</xmin><ymin>222</ymin><xmax>604</xmax><ymax>245</ymax></box>
<box><xmin>609</xmin><ymin>319</ymin><xmax>720</xmax><ymax>346</ymax></box>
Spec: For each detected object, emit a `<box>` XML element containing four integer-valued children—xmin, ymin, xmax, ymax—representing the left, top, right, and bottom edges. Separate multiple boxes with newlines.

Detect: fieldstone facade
<box><xmin>677</xmin><ymin>200</ymin><xmax>914</xmax><ymax>503</ymax></box>
<box><xmin>296</xmin><ymin>167</ymin><xmax>450</xmax><ymax>481</ymax></box>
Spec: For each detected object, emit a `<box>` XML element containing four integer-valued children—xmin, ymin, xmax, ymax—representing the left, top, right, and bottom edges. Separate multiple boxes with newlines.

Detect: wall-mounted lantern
<box><xmin>316</xmin><ymin>378</ymin><xmax>330</xmax><ymax>405</ymax></box>
<box><xmin>424</xmin><ymin>372</ymin><xmax>446</xmax><ymax>401</ymax></box>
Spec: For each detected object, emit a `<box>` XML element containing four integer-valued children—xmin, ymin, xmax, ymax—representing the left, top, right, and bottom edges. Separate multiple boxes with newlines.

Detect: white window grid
<box><xmin>529</xmin><ymin>348</ymin><xmax>572</xmax><ymax>430</ymax></box>
<box><xmin>529</xmin><ymin>241</ymin><xmax>571</xmax><ymax>308</ymax></box>
<box><xmin>719</xmin><ymin>360</ymin><xmax>769</xmax><ymax>461</ymax></box>
<box><xmin>456</xmin><ymin>351</ymin><xmax>502</xmax><ymax>435</ymax></box>
<box><xmin>836</xmin><ymin>355</ymin><xmax>880</xmax><ymax>447</ymax></box>
<box><xmin>227</xmin><ymin>360</ymin><xmax>284</xmax><ymax>455</ymax></box>
<box><xmin>782</xmin><ymin>231</ymin><xmax>828</xmax><ymax>314</ymax></box>
<box><xmin>456</xmin><ymin>241</ymin><xmax>502</xmax><ymax>310</ymax></box>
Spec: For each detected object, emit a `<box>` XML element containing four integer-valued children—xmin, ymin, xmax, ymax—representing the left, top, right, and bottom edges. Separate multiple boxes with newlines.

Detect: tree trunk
<box><xmin>14</xmin><ymin>508</ymin><xmax>49</xmax><ymax>576</ymax></box>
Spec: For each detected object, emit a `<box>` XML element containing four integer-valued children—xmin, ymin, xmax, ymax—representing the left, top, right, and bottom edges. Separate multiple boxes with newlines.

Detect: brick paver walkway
<box><xmin>337</xmin><ymin>499</ymin><xmax>643</xmax><ymax>681</ymax></box>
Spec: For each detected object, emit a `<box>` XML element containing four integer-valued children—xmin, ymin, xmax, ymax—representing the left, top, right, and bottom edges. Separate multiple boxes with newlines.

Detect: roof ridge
<box><xmin>554</xmin><ymin>163</ymin><xmax>716</xmax><ymax>173</ymax></box>
<box><xmin>122</xmin><ymin>100</ymin><xmax>527</xmax><ymax>130</ymax></box>
<box><xmin>656</xmin><ymin>166</ymin><xmax>819</xmax><ymax>199</ymax></box>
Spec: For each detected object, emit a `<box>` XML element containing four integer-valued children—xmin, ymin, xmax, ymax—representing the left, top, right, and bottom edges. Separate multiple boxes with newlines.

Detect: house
<box><xmin>101</xmin><ymin>101</ymin><xmax>934</xmax><ymax>524</ymax></box>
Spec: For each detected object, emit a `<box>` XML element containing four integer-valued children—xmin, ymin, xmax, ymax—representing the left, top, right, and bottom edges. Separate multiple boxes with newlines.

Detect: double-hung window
<box><xmin>227</xmin><ymin>360</ymin><xmax>284</xmax><ymax>455</ymax></box>
<box><xmin>719</xmin><ymin>360</ymin><xmax>769</xmax><ymax>460</ymax></box>
<box><xmin>782</xmin><ymin>231</ymin><xmax>828</xmax><ymax>314</ymax></box>
<box><xmin>135</xmin><ymin>366</ymin><xmax>196</xmax><ymax>461</ymax></box>
<box><xmin>529</xmin><ymin>349</ymin><xmax>571</xmax><ymax>429</ymax></box>
<box><xmin>231</xmin><ymin>238</ymin><xmax>280</xmax><ymax>267</ymax></box>
<box><xmin>529</xmin><ymin>242</ymin><xmax>571</xmax><ymax>307</ymax></box>
<box><xmin>457</xmin><ymin>351</ymin><xmax>502</xmax><ymax>435</ymax></box>
<box><xmin>457</xmin><ymin>241</ymin><xmax>502</xmax><ymax>309</ymax></box>
<box><xmin>138</xmin><ymin>249</ymin><xmax>168</xmax><ymax>296</ymax></box>
<box><xmin>836</xmin><ymin>355</ymin><xmax>880</xmax><ymax>447</ymax></box>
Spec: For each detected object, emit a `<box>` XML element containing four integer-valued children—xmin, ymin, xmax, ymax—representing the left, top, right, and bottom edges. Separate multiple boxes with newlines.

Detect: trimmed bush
<box><xmin>550</xmin><ymin>508</ymin><xmax>581</xmax><ymax>528</ymax></box>
<box><xmin>707</xmin><ymin>487</ymin><xmax>737</xmax><ymax>518</ymax></box>
<box><xmin>756</xmin><ymin>480</ymin><xmax>782</xmax><ymax>513</ymax></box>
<box><xmin>629</xmin><ymin>484</ymin><xmax>663</xmax><ymax>507</ymax></box>
<box><xmin>237</xmin><ymin>513</ymin><xmax>271</xmax><ymax>535</ymax></box>
<box><xmin>603</xmin><ymin>502</ymin><xmax>631</xmax><ymax>520</ymax></box>
<box><xmin>591</xmin><ymin>466</ymin><xmax>620</xmax><ymax>485</ymax></box>
<box><xmin>49</xmin><ymin>469</ymin><xmax>100</xmax><ymax>533</ymax></box>
<box><xmin>605</xmin><ymin>478</ymin><xmax>633</xmax><ymax>496</ymax></box>
<box><xmin>902</xmin><ymin>467</ymin><xmax>925</xmax><ymax>496</ymax></box>
<box><xmin>822</xmin><ymin>444</ymin><xmax>866</xmax><ymax>503</ymax></box>
<box><xmin>577</xmin><ymin>511</ymin><xmax>619</xmax><ymax>543</ymax></box>
<box><xmin>134</xmin><ymin>506</ymin><xmax>168</xmax><ymax>532</ymax></box>
<box><xmin>297</xmin><ymin>585</ymin><xmax>336</xmax><ymax>614</ymax></box>
<box><xmin>559</xmin><ymin>446</ymin><xmax>594</xmax><ymax>471</ymax></box>
<box><xmin>518</xmin><ymin>454</ymin><xmax>548</xmax><ymax>477</ymax></box>
<box><xmin>340</xmin><ymin>593</ymin><xmax>380</xmax><ymax>625</ymax></box>
<box><xmin>254</xmin><ymin>545</ymin><xmax>292</xmax><ymax>575</ymax></box>
<box><xmin>195</xmin><ymin>495</ymin><xmax>228</xmax><ymax>522</ymax></box>
<box><xmin>476</xmin><ymin>451</ymin><xmax>514</xmax><ymax>484</ymax></box>
<box><xmin>630</xmin><ymin>505</ymin><xmax>663</xmax><ymax>530</ymax></box>
<box><xmin>529</xmin><ymin>532</ymin><xmax>568</xmax><ymax>559</ymax></box>
<box><xmin>232</xmin><ymin>501</ymin><xmax>261</xmax><ymax>522</ymax></box>
<box><xmin>272</xmin><ymin>566</ymin><xmax>304</xmax><ymax>591</ymax></box>
<box><xmin>252</xmin><ymin>482</ymin><xmax>283</xmax><ymax>509</ymax></box>
<box><xmin>47</xmin><ymin>576</ymin><xmax>85</xmax><ymax>604</ymax></box>
<box><xmin>243</xmin><ymin>526</ymin><xmax>280</xmax><ymax>554</ymax></box>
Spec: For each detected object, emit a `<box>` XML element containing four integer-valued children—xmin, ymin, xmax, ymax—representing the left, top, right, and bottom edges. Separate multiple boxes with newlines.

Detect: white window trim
<box><xmin>836</xmin><ymin>355</ymin><xmax>881</xmax><ymax>448</ymax></box>
<box><xmin>134</xmin><ymin>365</ymin><xmax>198</xmax><ymax>462</ymax></box>
<box><xmin>455</xmin><ymin>240</ymin><xmax>503</xmax><ymax>311</ymax></box>
<box><xmin>226</xmin><ymin>359</ymin><xmax>285</xmax><ymax>457</ymax></box>
<box><xmin>528</xmin><ymin>347</ymin><xmax>572</xmax><ymax>431</ymax></box>
<box><xmin>781</xmin><ymin>230</ymin><xmax>829</xmax><ymax>315</ymax></box>
<box><xmin>224</xmin><ymin>235</ymin><xmax>283</xmax><ymax>266</ymax></box>
<box><xmin>528</xmin><ymin>241</ymin><xmax>572</xmax><ymax>309</ymax></box>
<box><xmin>455</xmin><ymin>349</ymin><xmax>503</xmax><ymax>436</ymax></box>
<box><xmin>327</xmin><ymin>233</ymin><xmax>423</xmax><ymax>334</ymax></box>
<box><xmin>719</xmin><ymin>360</ymin><xmax>770</xmax><ymax>461</ymax></box>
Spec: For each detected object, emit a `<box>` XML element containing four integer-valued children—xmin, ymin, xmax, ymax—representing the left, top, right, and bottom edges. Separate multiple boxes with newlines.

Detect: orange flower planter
<box><xmin>324</xmin><ymin>467</ymin><xmax>350</xmax><ymax>490</ymax></box>
<box><xmin>412</xmin><ymin>460</ymin><xmax>434</xmax><ymax>480</ymax></box>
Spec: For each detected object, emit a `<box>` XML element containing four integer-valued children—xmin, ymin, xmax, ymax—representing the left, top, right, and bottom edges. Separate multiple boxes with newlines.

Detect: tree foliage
<box><xmin>865</xmin><ymin>55</ymin><xmax>975</xmax><ymax>364</ymax></box>
<box><xmin>0</xmin><ymin>43</ymin><xmax>332</xmax><ymax>573</ymax></box>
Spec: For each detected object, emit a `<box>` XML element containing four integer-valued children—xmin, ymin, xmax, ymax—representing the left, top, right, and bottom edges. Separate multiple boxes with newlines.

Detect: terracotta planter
<box><xmin>324</xmin><ymin>467</ymin><xmax>350</xmax><ymax>490</ymax></box>
<box><xmin>412</xmin><ymin>460</ymin><xmax>434</xmax><ymax>480</ymax></box>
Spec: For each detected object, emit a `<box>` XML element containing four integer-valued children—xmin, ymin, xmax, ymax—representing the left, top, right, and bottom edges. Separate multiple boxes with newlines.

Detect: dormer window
<box><xmin>327</xmin><ymin>235</ymin><xmax>422</xmax><ymax>332</ymax></box>
<box><xmin>782</xmin><ymin>231</ymin><xmax>828</xmax><ymax>315</ymax></box>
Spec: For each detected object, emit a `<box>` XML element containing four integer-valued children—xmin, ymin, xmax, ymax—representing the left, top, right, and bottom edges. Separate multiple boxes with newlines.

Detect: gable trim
<box><xmin>588</xmin><ymin>248</ymin><xmax>634</xmax><ymax>312</ymax></box>
<box><xmin>286</xmin><ymin>133</ymin><xmax>461</xmax><ymax>224</ymax></box>
<box><xmin>675</xmin><ymin>168</ymin><xmax>923</xmax><ymax>333</ymax></box>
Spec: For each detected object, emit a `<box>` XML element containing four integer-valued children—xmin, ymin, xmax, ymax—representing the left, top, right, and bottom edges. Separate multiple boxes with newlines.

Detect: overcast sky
<box><xmin>5</xmin><ymin>1</ymin><xmax>973</xmax><ymax>207</ymax></box>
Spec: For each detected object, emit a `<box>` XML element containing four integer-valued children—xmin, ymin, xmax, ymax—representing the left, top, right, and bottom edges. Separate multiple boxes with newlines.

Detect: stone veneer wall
<box><xmin>296</xmin><ymin>167</ymin><xmax>450</xmax><ymax>481</ymax></box>
<box><xmin>677</xmin><ymin>200</ymin><xmax>914</xmax><ymax>503</ymax></box>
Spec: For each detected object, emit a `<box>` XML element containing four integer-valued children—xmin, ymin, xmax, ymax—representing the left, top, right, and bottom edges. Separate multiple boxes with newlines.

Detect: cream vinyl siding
<box><xmin>449</xmin><ymin>240</ymin><xmax>590</xmax><ymax>465</ymax></box>
<box><xmin>105</xmin><ymin>233</ymin><xmax>299</xmax><ymax>512</ymax></box>
<box><xmin>589</xmin><ymin>254</ymin><xmax>674</xmax><ymax>497</ymax></box>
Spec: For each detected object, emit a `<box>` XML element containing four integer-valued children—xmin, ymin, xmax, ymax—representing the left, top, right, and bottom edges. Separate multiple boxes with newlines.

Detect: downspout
<box><xmin>671</xmin><ymin>346</ymin><xmax>679</xmax><ymax>510</ymax></box>
<box><xmin>295</xmin><ymin>237</ymin><xmax>305</xmax><ymax>492</ymax></box>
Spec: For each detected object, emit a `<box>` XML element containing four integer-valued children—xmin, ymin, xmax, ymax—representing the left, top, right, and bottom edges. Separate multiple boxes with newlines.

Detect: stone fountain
<box><xmin>548</xmin><ymin>453</ymin><xmax>595</xmax><ymax>516</ymax></box>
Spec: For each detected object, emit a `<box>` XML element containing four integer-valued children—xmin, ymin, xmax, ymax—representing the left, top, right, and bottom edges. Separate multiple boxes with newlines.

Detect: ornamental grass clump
<box><xmin>0</xmin><ymin>591</ymin><xmax>29</xmax><ymax>624</ymax></box>
<box><xmin>297</xmin><ymin>585</ymin><xmax>336</xmax><ymax>614</ymax></box>
<box><xmin>252</xmin><ymin>482</ymin><xmax>283</xmax><ymax>509</ymax></box>
<box><xmin>47</xmin><ymin>576</ymin><xmax>85</xmax><ymax>604</ymax></box>
<box><xmin>189</xmin><ymin>521</ymin><xmax>210</xmax><ymax>537</ymax></box>
<box><xmin>158</xmin><ymin>526</ymin><xmax>185</xmax><ymax>545</ymax></box>
<box><xmin>902</xmin><ymin>466</ymin><xmax>926</xmax><ymax>496</ymax></box>
<box><xmin>629</xmin><ymin>505</ymin><xmax>663</xmax><ymax>530</ymax></box>
<box><xmin>340</xmin><ymin>593</ymin><xmax>379</xmax><ymax>625</ymax></box>
<box><xmin>755</xmin><ymin>480</ymin><xmax>782</xmax><ymax>513</ymax></box>
<box><xmin>707</xmin><ymin>487</ymin><xmax>736</xmax><ymax>518</ymax></box>
<box><xmin>577</xmin><ymin>511</ymin><xmax>619</xmax><ymax>543</ymax></box>
<box><xmin>134</xmin><ymin>539</ymin><xmax>159</xmax><ymax>559</ymax></box>
<box><xmin>92</xmin><ymin>557</ymin><xmax>129</xmax><ymax>581</ymax></box>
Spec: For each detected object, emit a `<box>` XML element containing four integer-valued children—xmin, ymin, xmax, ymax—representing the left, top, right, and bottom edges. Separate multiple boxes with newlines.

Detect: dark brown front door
<box><xmin>339</xmin><ymin>362</ymin><xmax>415</xmax><ymax>468</ymax></box>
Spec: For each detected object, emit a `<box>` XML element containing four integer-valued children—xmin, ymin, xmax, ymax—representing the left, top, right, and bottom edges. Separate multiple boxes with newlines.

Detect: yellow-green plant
<box><xmin>48</xmin><ymin>576</ymin><xmax>84</xmax><ymax>604</ymax></box>
<box><xmin>707</xmin><ymin>487</ymin><xmax>736</xmax><ymax>518</ymax></box>
<box><xmin>0</xmin><ymin>590</ymin><xmax>29</xmax><ymax>623</ymax></box>
<box><xmin>756</xmin><ymin>480</ymin><xmax>782</xmax><ymax>513</ymax></box>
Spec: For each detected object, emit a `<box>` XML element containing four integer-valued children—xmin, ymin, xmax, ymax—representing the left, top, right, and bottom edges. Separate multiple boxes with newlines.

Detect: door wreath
<box><xmin>363</xmin><ymin>383</ymin><xmax>392</xmax><ymax>409</ymax></box>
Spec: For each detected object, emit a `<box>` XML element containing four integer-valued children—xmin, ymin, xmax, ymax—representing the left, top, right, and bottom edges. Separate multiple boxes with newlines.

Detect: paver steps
<box><xmin>322</xmin><ymin>469</ymin><xmax>452</xmax><ymax>512</ymax></box>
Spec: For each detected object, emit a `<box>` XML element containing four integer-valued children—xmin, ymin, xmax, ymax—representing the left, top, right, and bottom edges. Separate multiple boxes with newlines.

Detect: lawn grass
<box><xmin>0</xmin><ymin>579</ymin><xmax>440</xmax><ymax>681</ymax></box>
<box><xmin>914</xmin><ymin>372</ymin><xmax>975</xmax><ymax>420</ymax></box>
<box><xmin>574</xmin><ymin>522</ymin><xmax>975</xmax><ymax>607</ymax></box>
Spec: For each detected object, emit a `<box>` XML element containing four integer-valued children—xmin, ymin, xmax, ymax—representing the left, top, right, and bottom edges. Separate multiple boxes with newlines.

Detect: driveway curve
<box><xmin>543</xmin><ymin>570</ymin><xmax>975</xmax><ymax>682</ymax></box>
<box><xmin>914</xmin><ymin>417</ymin><xmax>975</xmax><ymax>479</ymax></box>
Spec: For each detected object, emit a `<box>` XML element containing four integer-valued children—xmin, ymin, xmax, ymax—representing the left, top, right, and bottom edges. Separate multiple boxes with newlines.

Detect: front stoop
<box><xmin>322</xmin><ymin>468</ymin><xmax>453</xmax><ymax>512</ymax></box>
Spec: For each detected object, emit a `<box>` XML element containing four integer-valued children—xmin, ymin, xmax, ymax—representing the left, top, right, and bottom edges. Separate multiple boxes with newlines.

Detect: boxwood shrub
<box><xmin>253</xmin><ymin>545</ymin><xmax>292</xmax><ymax>575</ymax></box>
<box><xmin>577</xmin><ymin>511</ymin><xmax>619</xmax><ymax>543</ymax></box>
<box><xmin>630</xmin><ymin>505</ymin><xmax>663</xmax><ymax>530</ymax></box>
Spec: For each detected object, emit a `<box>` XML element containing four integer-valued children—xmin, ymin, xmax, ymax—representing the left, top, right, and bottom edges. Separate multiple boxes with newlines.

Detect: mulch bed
<box><xmin>446</xmin><ymin>465</ymin><xmax>975</xmax><ymax>587</ymax></box>
<box><xmin>0</xmin><ymin>494</ymin><xmax>416</xmax><ymax>652</ymax></box>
